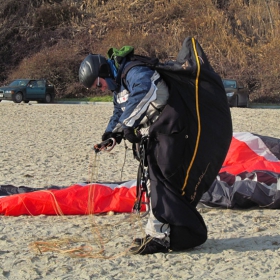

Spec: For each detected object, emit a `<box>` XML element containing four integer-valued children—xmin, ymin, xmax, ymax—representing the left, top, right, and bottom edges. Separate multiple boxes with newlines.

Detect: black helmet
<box><xmin>79</xmin><ymin>54</ymin><xmax>112</xmax><ymax>88</ymax></box>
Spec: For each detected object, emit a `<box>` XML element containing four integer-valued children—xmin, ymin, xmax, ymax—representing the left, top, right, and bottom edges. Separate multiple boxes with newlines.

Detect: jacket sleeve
<box><xmin>104</xmin><ymin>93</ymin><xmax>123</xmax><ymax>132</ymax></box>
<box><xmin>119</xmin><ymin>65</ymin><xmax>157</xmax><ymax>128</ymax></box>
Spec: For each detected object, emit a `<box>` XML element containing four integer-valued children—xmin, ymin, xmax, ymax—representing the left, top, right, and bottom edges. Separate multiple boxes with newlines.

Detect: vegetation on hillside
<box><xmin>0</xmin><ymin>0</ymin><xmax>279</xmax><ymax>102</ymax></box>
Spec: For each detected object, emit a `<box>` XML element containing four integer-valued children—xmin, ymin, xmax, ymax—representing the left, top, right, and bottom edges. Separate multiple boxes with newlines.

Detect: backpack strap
<box><xmin>121</xmin><ymin>55</ymin><xmax>160</xmax><ymax>88</ymax></box>
<box><xmin>121</xmin><ymin>58</ymin><xmax>164</xmax><ymax>123</ymax></box>
<box><xmin>121</xmin><ymin>60</ymin><xmax>146</xmax><ymax>87</ymax></box>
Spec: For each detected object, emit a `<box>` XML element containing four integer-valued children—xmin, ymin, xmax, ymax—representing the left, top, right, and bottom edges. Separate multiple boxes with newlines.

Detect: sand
<box><xmin>0</xmin><ymin>102</ymin><xmax>280</xmax><ymax>280</ymax></box>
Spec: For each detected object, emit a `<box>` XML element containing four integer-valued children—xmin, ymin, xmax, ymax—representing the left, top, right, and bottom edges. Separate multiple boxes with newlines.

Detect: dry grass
<box><xmin>0</xmin><ymin>0</ymin><xmax>280</xmax><ymax>101</ymax></box>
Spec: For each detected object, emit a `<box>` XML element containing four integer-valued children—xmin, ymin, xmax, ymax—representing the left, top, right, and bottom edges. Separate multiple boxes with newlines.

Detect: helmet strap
<box><xmin>97</xmin><ymin>77</ymin><xmax>102</xmax><ymax>88</ymax></box>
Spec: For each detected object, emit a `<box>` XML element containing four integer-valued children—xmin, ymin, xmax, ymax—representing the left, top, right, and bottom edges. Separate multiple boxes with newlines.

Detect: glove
<box><xmin>102</xmin><ymin>131</ymin><xmax>112</xmax><ymax>141</ymax></box>
<box><xmin>102</xmin><ymin>131</ymin><xmax>123</xmax><ymax>144</ymax></box>
<box><xmin>124</xmin><ymin>127</ymin><xmax>141</xmax><ymax>143</ymax></box>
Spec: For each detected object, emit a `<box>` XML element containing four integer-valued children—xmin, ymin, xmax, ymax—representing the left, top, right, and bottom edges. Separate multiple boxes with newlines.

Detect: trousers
<box><xmin>144</xmin><ymin>180</ymin><xmax>170</xmax><ymax>241</ymax></box>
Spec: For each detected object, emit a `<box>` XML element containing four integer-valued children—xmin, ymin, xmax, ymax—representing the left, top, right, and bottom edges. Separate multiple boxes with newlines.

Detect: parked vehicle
<box><xmin>0</xmin><ymin>79</ymin><xmax>55</xmax><ymax>103</ymax></box>
<box><xmin>222</xmin><ymin>79</ymin><xmax>249</xmax><ymax>107</ymax></box>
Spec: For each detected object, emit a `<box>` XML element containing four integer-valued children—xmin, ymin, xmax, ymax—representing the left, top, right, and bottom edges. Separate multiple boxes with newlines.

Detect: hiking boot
<box><xmin>130</xmin><ymin>237</ymin><xmax>170</xmax><ymax>255</ymax></box>
<box><xmin>133</xmin><ymin>235</ymin><xmax>151</xmax><ymax>246</ymax></box>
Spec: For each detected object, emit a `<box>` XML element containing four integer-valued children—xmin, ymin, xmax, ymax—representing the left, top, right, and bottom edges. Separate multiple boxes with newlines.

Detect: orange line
<box><xmin>182</xmin><ymin>38</ymin><xmax>201</xmax><ymax>195</ymax></box>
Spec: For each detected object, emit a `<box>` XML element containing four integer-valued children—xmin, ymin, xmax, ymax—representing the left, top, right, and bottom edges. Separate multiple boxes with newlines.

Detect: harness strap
<box><xmin>121</xmin><ymin>54</ymin><xmax>160</xmax><ymax>88</ymax></box>
<box><xmin>121</xmin><ymin>60</ymin><xmax>146</xmax><ymax>88</ymax></box>
<box><xmin>133</xmin><ymin>136</ymin><xmax>149</xmax><ymax>216</ymax></box>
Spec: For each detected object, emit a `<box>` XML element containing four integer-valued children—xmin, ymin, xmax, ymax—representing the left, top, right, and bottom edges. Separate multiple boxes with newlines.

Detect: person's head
<box><xmin>79</xmin><ymin>54</ymin><xmax>117</xmax><ymax>91</ymax></box>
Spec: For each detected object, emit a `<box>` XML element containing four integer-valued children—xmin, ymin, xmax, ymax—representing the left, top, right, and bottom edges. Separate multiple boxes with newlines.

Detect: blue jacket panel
<box><xmin>105</xmin><ymin>64</ymin><xmax>156</xmax><ymax>133</ymax></box>
<box><xmin>105</xmin><ymin>94</ymin><xmax>123</xmax><ymax>132</ymax></box>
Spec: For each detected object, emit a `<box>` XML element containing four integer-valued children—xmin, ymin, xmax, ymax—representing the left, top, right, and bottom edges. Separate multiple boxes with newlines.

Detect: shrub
<box><xmin>1</xmin><ymin>0</ymin><xmax>280</xmax><ymax>102</ymax></box>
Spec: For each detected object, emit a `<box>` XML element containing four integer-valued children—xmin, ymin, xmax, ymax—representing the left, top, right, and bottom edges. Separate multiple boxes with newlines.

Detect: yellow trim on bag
<box><xmin>181</xmin><ymin>37</ymin><xmax>201</xmax><ymax>195</ymax></box>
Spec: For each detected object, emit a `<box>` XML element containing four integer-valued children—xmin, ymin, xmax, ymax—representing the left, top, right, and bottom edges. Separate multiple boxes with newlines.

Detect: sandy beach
<box><xmin>1</xmin><ymin>102</ymin><xmax>280</xmax><ymax>279</ymax></box>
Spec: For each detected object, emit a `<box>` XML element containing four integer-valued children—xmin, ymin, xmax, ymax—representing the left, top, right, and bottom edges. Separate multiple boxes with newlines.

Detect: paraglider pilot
<box><xmin>79</xmin><ymin>40</ymin><xmax>232</xmax><ymax>255</ymax></box>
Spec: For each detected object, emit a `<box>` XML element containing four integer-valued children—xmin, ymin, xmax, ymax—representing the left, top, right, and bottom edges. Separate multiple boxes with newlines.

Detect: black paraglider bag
<box><xmin>122</xmin><ymin>37</ymin><xmax>232</xmax><ymax>250</ymax></box>
<box><xmin>145</xmin><ymin>37</ymin><xmax>232</xmax><ymax>249</ymax></box>
<box><xmin>149</xmin><ymin>37</ymin><xmax>232</xmax><ymax>203</ymax></box>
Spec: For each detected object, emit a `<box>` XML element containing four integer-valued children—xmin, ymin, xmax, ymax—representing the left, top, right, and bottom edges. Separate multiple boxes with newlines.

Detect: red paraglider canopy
<box><xmin>1</xmin><ymin>132</ymin><xmax>280</xmax><ymax>215</ymax></box>
<box><xmin>221</xmin><ymin>132</ymin><xmax>280</xmax><ymax>175</ymax></box>
<box><xmin>0</xmin><ymin>180</ymin><xmax>144</xmax><ymax>216</ymax></box>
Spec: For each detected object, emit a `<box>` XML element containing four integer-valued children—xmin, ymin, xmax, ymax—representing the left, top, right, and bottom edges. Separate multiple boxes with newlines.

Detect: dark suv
<box><xmin>222</xmin><ymin>79</ymin><xmax>249</xmax><ymax>107</ymax></box>
<box><xmin>0</xmin><ymin>79</ymin><xmax>55</xmax><ymax>103</ymax></box>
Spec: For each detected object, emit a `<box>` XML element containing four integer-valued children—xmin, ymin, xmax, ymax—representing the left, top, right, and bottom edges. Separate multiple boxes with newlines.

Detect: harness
<box><xmin>94</xmin><ymin>135</ymin><xmax>150</xmax><ymax>216</ymax></box>
<box><xmin>132</xmin><ymin>136</ymin><xmax>150</xmax><ymax>216</ymax></box>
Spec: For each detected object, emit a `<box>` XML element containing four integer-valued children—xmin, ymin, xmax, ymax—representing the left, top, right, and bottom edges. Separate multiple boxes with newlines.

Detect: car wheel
<box><xmin>44</xmin><ymin>93</ymin><xmax>52</xmax><ymax>103</ymax></box>
<box><xmin>13</xmin><ymin>92</ymin><xmax>23</xmax><ymax>103</ymax></box>
<box><xmin>240</xmin><ymin>96</ymin><xmax>249</xmax><ymax>108</ymax></box>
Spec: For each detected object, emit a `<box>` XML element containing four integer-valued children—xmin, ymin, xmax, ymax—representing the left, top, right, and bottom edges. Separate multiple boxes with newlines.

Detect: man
<box><xmin>79</xmin><ymin>52</ymin><xmax>172</xmax><ymax>255</ymax></box>
<box><xmin>79</xmin><ymin>38</ymin><xmax>232</xmax><ymax>255</ymax></box>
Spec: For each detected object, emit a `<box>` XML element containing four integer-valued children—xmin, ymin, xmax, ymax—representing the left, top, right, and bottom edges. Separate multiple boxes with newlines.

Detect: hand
<box><xmin>102</xmin><ymin>131</ymin><xmax>123</xmax><ymax>144</ymax></box>
<box><xmin>94</xmin><ymin>138</ymin><xmax>116</xmax><ymax>153</ymax></box>
<box><xmin>102</xmin><ymin>131</ymin><xmax>112</xmax><ymax>141</ymax></box>
<box><xmin>124</xmin><ymin>127</ymin><xmax>141</xmax><ymax>143</ymax></box>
